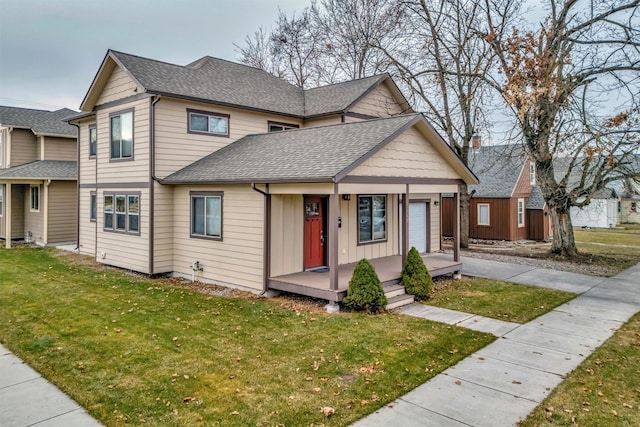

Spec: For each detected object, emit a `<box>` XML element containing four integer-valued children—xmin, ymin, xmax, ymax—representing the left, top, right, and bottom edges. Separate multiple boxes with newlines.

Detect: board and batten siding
<box><xmin>94</xmin><ymin>188</ymin><xmax>150</xmax><ymax>273</ymax></box>
<box><xmin>172</xmin><ymin>185</ymin><xmax>265</xmax><ymax>291</ymax></box>
<box><xmin>270</xmin><ymin>194</ymin><xmax>304</xmax><ymax>277</ymax></box>
<box><xmin>78</xmin><ymin>188</ymin><xmax>96</xmax><ymax>255</ymax></box>
<box><xmin>43</xmin><ymin>137</ymin><xmax>76</xmax><ymax>161</ymax></box>
<box><xmin>94</xmin><ymin>99</ymin><xmax>150</xmax><ymax>184</ymax></box>
<box><xmin>47</xmin><ymin>181</ymin><xmax>77</xmax><ymax>243</ymax></box>
<box><xmin>96</xmin><ymin>66</ymin><xmax>139</xmax><ymax>106</ymax></box>
<box><xmin>9</xmin><ymin>129</ymin><xmax>37</xmax><ymax>167</ymax></box>
<box><xmin>153</xmin><ymin>183</ymin><xmax>173</xmax><ymax>273</ymax></box>
<box><xmin>349</xmin><ymin>82</ymin><xmax>404</xmax><ymax>117</ymax></box>
<box><xmin>349</xmin><ymin>128</ymin><xmax>459</xmax><ymax>179</ymax></box>
<box><xmin>153</xmin><ymin>99</ymin><xmax>303</xmax><ymax>178</ymax></box>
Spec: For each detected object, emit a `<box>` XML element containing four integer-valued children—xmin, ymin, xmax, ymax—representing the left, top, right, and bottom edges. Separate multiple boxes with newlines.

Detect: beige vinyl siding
<box><xmin>153</xmin><ymin>183</ymin><xmax>173</xmax><ymax>273</ymax></box>
<box><xmin>270</xmin><ymin>194</ymin><xmax>304</xmax><ymax>276</ymax></box>
<box><xmin>339</xmin><ymin>194</ymin><xmax>399</xmax><ymax>264</ymax></box>
<box><xmin>47</xmin><ymin>181</ymin><xmax>77</xmax><ymax>243</ymax></box>
<box><xmin>0</xmin><ymin>128</ymin><xmax>8</xmax><ymax>168</ymax></box>
<box><xmin>78</xmin><ymin>122</ymin><xmax>97</xmax><ymax>184</ymax></box>
<box><xmin>95</xmin><ymin>99</ymin><xmax>150</xmax><ymax>183</ymax></box>
<box><xmin>172</xmin><ymin>185</ymin><xmax>265</xmax><ymax>291</ymax></box>
<box><xmin>350</xmin><ymin>128</ymin><xmax>459</xmax><ymax>179</ymax></box>
<box><xmin>43</xmin><ymin>137</ymin><xmax>76</xmax><ymax>161</ymax></box>
<box><xmin>95</xmin><ymin>188</ymin><xmax>150</xmax><ymax>273</ymax></box>
<box><xmin>303</xmin><ymin>116</ymin><xmax>342</xmax><ymax>128</ymax></box>
<box><xmin>0</xmin><ymin>184</ymin><xmax>5</xmax><ymax>238</ymax></box>
<box><xmin>10</xmin><ymin>129</ymin><xmax>37</xmax><ymax>166</ymax></box>
<box><xmin>349</xmin><ymin>82</ymin><xmax>404</xmax><ymax>117</ymax></box>
<box><xmin>97</xmin><ymin>66</ymin><xmax>139</xmax><ymax>105</ymax></box>
<box><xmin>78</xmin><ymin>188</ymin><xmax>96</xmax><ymax>255</ymax></box>
<box><xmin>24</xmin><ymin>185</ymin><xmax>44</xmax><ymax>244</ymax></box>
<box><xmin>154</xmin><ymin>99</ymin><xmax>303</xmax><ymax>178</ymax></box>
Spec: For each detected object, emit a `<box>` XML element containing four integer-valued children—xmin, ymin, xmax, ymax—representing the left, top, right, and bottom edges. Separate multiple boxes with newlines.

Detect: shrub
<box><xmin>342</xmin><ymin>259</ymin><xmax>387</xmax><ymax>313</ymax></box>
<box><xmin>401</xmin><ymin>247</ymin><xmax>432</xmax><ymax>300</ymax></box>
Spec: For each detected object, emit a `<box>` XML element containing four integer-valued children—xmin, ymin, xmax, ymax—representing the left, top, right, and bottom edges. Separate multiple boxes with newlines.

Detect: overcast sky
<box><xmin>0</xmin><ymin>0</ymin><xmax>306</xmax><ymax>112</ymax></box>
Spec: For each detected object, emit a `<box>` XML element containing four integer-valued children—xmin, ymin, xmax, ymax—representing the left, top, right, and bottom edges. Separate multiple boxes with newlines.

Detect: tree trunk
<box><xmin>459</xmin><ymin>185</ymin><xmax>471</xmax><ymax>248</ymax></box>
<box><xmin>548</xmin><ymin>203</ymin><xmax>578</xmax><ymax>257</ymax></box>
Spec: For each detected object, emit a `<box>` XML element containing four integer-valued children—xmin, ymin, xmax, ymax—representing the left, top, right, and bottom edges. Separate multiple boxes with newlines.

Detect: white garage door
<box><xmin>409</xmin><ymin>202</ymin><xmax>428</xmax><ymax>253</ymax></box>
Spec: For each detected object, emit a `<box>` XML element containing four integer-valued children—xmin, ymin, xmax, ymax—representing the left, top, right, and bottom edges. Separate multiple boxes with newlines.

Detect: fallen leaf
<box><xmin>455</xmin><ymin>380</ymin><xmax>462</xmax><ymax>385</ymax></box>
<box><xmin>623</xmin><ymin>403</ymin><xmax>633</xmax><ymax>409</ymax></box>
<box><xmin>512</xmin><ymin>380</ymin><xmax>522</xmax><ymax>384</ymax></box>
<box><xmin>545</xmin><ymin>406</ymin><xmax>554</xmax><ymax>412</ymax></box>
<box><xmin>321</xmin><ymin>406</ymin><xmax>335</xmax><ymax>417</ymax></box>
<box><xmin>231</xmin><ymin>411</ymin><xmax>239</xmax><ymax>415</ymax></box>
<box><xmin>183</xmin><ymin>397</ymin><xmax>194</xmax><ymax>403</ymax></box>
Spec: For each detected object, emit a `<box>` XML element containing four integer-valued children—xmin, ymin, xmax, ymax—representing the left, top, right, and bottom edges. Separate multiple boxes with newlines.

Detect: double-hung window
<box><xmin>478</xmin><ymin>203</ymin><xmax>490</xmax><ymax>225</ymax></box>
<box><xmin>30</xmin><ymin>185</ymin><xmax>40</xmax><ymax>212</ymax></box>
<box><xmin>188</xmin><ymin>109</ymin><xmax>229</xmax><ymax>136</ymax></box>
<box><xmin>90</xmin><ymin>192</ymin><xmax>97</xmax><ymax>222</ymax></box>
<box><xmin>110</xmin><ymin>110</ymin><xmax>133</xmax><ymax>160</ymax></box>
<box><xmin>517</xmin><ymin>198</ymin><xmax>525</xmax><ymax>227</ymax></box>
<box><xmin>89</xmin><ymin>125</ymin><xmax>97</xmax><ymax>158</ymax></box>
<box><xmin>191</xmin><ymin>192</ymin><xmax>222</xmax><ymax>239</ymax></box>
<box><xmin>529</xmin><ymin>162</ymin><xmax>536</xmax><ymax>185</ymax></box>
<box><xmin>104</xmin><ymin>193</ymin><xmax>140</xmax><ymax>234</ymax></box>
<box><xmin>358</xmin><ymin>195</ymin><xmax>387</xmax><ymax>244</ymax></box>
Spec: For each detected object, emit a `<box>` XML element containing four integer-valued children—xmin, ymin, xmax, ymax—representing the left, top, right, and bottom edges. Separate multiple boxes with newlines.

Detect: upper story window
<box><xmin>187</xmin><ymin>109</ymin><xmax>229</xmax><ymax>137</ymax></box>
<box><xmin>89</xmin><ymin>125</ymin><xmax>97</xmax><ymax>158</ymax></box>
<box><xmin>104</xmin><ymin>193</ymin><xmax>140</xmax><ymax>234</ymax></box>
<box><xmin>478</xmin><ymin>203</ymin><xmax>490</xmax><ymax>225</ymax></box>
<box><xmin>358</xmin><ymin>195</ymin><xmax>387</xmax><ymax>244</ymax></box>
<box><xmin>191</xmin><ymin>192</ymin><xmax>223</xmax><ymax>240</ymax></box>
<box><xmin>268</xmin><ymin>121</ymin><xmax>299</xmax><ymax>132</ymax></box>
<box><xmin>30</xmin><ymin>185</ymin><xmax>40</xmax><ymax>212</ymax></box>
<box><xmin>529</xmin><ymin>162</ymin><xmax>536</xmax><ymax>185</ymax></box>
<box><xmin>110</xmin><ymin>110</ymin><xmax>133</xmax><ymax>160</ymax></box>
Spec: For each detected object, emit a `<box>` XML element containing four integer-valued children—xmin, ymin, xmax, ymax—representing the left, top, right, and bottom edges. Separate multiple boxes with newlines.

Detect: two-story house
<box><xmin>68</xmin><ymin>50</ymin><xmax>478</xmax><ymax>309</ymax></box>
<box><xmin>0</xmin><ymin>106</ymin><xmax>78</xmax><ymax>247</ymax></box>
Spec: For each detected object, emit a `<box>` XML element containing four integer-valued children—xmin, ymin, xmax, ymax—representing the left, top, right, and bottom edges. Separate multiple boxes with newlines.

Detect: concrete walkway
<box><xmin>353</xmin><ymin>257</ymin><xmax>640</xmax><ymax>427</ymax></box>
<box><xmin>0</xmin><ymin>344</ymin><xmax>102</xmax><ymax>427</ymax></box>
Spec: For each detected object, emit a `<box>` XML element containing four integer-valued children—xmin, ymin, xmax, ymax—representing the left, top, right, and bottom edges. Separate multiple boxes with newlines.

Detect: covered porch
<box><xmin>268</xmin><ymin>253</ymin><xmax>462</xmax><ymax>302</ymax></box>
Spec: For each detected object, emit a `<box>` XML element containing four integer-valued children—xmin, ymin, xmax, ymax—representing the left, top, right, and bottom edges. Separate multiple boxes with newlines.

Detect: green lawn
<box><xmin>573</xmin><ymin>226</ymin><xmax>640</xmax><ymax>274</ymax></box>
<box><xmin>0</xmin><ymin>248</ymin><xmax>494</xmax><ymax>426</ymax></box>
<box><xmin>520</xmin><ymin>312</ymin><xmax>640</xmax><ymax>426</ymax></box>
<box><xmin>426</xmin><ymin>278</ymin><xmax>576</xmax><ymax>323</ymax></box>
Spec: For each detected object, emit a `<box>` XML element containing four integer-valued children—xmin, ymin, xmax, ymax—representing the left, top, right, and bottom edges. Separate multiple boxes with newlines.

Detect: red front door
<box><xmin>304</xmin><ymin>197</ymin><xmax>324</xmax><ymax>269</ymax></box>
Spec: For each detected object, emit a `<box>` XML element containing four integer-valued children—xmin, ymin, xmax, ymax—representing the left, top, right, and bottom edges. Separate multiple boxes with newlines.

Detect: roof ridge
<box><xmin>0</xmin><ymin>105</ymin><xmax>54</xmax><ymax>113</ymax></box>
<box><xmin>304</xmin><ymin>73</ymin><xmax>388</xmax><ymax>93</ymax></box>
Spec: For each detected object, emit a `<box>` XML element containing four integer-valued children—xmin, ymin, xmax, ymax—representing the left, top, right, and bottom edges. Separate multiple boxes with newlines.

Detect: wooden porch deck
<box><xmin>268</xmin><ymin>254</ymin><xmax>461</xmax><ymax>302</ymax></box>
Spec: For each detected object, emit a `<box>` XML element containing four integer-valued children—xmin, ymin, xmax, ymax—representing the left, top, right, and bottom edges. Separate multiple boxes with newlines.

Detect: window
<box><xmin>358</xmin><ymin>195</ymin><xmax>387</xmax><ymax>244</ymax></box>
<box><xmin>90</xmin><ymin>192</ymin><xmax>97</xmax><ymax>221</ymax></box>
<box><xmin>30</xmin><ymin>185</ymin><xmax>40</xmax><ymax>212</ymax></box>
<box><xmin>632</xmin><ymin>202</ymin><xmax>637</xmax><ymax>212</ymax></box>
<box><xmin>104</xmin><ymin>193</ymin><xmax>140</xmax><ymax>234</ymax></box>
<box><xmin>529</xmin><ymin>162</ymin><xmax>536</xmax><ymax>185</ymax></box>
<box><xmin>188</xmin><ymin>109</ymin><xmax>229</xmax><ymax>136</ymax></box>
<box><xmin>268</xmin><ymin>121</ymin><xmax>299</xmax><ymax>132</ymax></box>
<box><xmin>89</xmin><ymin>125</ymin><xmax>97</xmax><ymax>157</ymax></box>
<box><xmin>191</xmin><ymin>192</ymin><xmax>223</xmax><ymax>239</ymax></box>
<box><xmin>478</xmin><ymin>203</ymin><xmax>490</xmax><ymax>225</ymax></box>
<box><xmin>0</xmin><ymin>186</ymin><xmax>3</xmax><ymax>216</ymax></box>
<box><xmin>518</xmin><ymin>198</ymin><xmax>525</xmax><ymax>227</ymax></box>
<box><xmin>110</xmin><ymin>110</ymin><xmax>133</xmax><ymax>160</ymax></box>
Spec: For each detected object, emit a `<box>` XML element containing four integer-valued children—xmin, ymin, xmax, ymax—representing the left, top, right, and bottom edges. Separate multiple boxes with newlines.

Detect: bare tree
<box><xmin>483</xmin><ymin>0</ymin><xmax>640</xmax><ymax>256</ymax></box>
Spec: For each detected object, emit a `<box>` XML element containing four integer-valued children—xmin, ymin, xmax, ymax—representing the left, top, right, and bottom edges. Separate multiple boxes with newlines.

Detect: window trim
<box><xmin>109</xmin><ymin>109</ymin><xmax>135</xmax><ymax>162</ymax></box>
<box><xmin>103</xmin><ymin>192</ymin><xmax>141</xmax><ymax>235</ymax></box>
<box><xmin>187</xmin><ymin>108</ymin><xmax>230</xmax><ymax>137</ymax></box>
<box><xmin>190</xmin><ymin>191</ymin><xmax>224</xmax><ymax>240</ymax></box>
<box><xmin>529</xmin><ymin>162</ymin><xmax>536</xmax><ymax>185</ymax></box>
<box><xmin>88</xmin><ymin>124</ymin><xmax>97</xmax><ymax>158</ymax></box>
<box><xmin>30</xmin><ymin>185</ymin><xmax>40</xmax><ymax>212</ymax></box>
<box><xmin>517</xmin><ymin>198</ymin><xmax>525</xmax><ymax>227</ymax></box>
<box><xmin>268</xmin><ymin>121</ymin><xmax>300</xmax><ymax>132</ymax></box>
<box><xmin>90</xmin><ymin>192</ymin><xmax>97</xmax><ymax>222</ymax></box>
<box><xmin>0</xmin><ymin>185</ymin><xmax>3</xmax><ymax>217</ymax></box>
<box><xmin>477</xmin><ymin>203</ymin><xmax>490</xmax><ymax>226</ymax></box>
<box><xmin>357</xmin><ymin>194</ymin><xmax>388</xmax><ymax>245</ymax></box>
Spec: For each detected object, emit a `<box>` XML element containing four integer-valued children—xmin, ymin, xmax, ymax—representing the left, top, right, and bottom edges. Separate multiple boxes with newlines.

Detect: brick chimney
<box><xmin>472</xmin><ymin>134</ymin><xmax>481</xmax><ymax>150</ymax></box>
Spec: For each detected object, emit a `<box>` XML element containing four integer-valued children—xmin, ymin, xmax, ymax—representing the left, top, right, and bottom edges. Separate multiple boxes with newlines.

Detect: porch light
<box><xmin>433</xmin><ymin>201</ymin><xmax>439</xmax><ymax>206</ymax></box>
<box><xmin>342</xmin><ymin>194</ymin><xmax>351</xmax><ymax>201</ymax></box>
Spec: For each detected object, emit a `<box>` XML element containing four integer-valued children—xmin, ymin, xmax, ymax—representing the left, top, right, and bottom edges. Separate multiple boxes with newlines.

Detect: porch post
<box><xmin>453</xmin><ymin>187</ymin><xmax>460</xmax><ymax>262</ymax></box>
<box><xmin>43</xmin><ymin>180</ymin><xmax>50</xmax><ymax>245</ymax></box>
<box><xmin>328</xmin><ymin>185</ymin><xmax>339</xmax><ymax>291</ymax></box>
<box><xmin>401</xmin><ymin>184</ymin><xmax>409</xmax><ymax>266</ymax></box>
<box><xmin>5</xmin><ymin>183</ymin><xmax>11</xmax><ymax>248</ymax></box>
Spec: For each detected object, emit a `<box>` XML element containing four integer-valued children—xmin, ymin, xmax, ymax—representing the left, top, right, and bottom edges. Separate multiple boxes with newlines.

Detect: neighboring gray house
<box><xmin>0</xmin><ymin>106</ymin><xmax>78</xmax><ymax>247</ymax></box>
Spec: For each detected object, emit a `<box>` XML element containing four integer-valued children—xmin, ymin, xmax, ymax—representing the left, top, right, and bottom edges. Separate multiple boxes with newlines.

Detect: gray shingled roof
<box><xmin>0</xmin><ymin>161</ymin><xmax>77</xmax><ymax>180</ymax></box>
<box><xmin>526</xmin><ymin>186</ymin><xmax>546</xmax><ymax>209</ymax></box>
<box><xmin>468</xmin><ymin>144</ymin><xmax>526</xmax><ymax>197</ymax></box>
<box><xmin>0</xmin><ymin>106</ymin><xmax>77</xmax><ymax>137</ymax></box>
<box><xmin>109</xmin><ymin>51</ymin><xmax>394</xmax><ymax>118</ymax></box>
<box><xmin>164</xmin><ymin>114</ymin><xmax>420</xmax><ymax>183</ymax></box>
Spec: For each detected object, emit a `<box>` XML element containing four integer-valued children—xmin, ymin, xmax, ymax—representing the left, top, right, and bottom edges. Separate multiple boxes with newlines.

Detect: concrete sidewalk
<box><xmin>0</xmin><ymin>344</ymin><xmax>102</xmax><ymax>427</ymax></box>
<box><xmin>354</xmin><ymin>257</ymin><xmax>640</xmax><ymax>427</ymax></box>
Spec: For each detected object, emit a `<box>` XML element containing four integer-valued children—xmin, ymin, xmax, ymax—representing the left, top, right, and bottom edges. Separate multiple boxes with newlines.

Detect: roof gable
<box><xmin>468</xmin><ymin>144</ymin><xmax>527</xmax><ymax>197</ymax></box>
<box><xmin>0</xmin><ymin>106</ymin><xmax>77</xmax><ymax>137</ymax></box>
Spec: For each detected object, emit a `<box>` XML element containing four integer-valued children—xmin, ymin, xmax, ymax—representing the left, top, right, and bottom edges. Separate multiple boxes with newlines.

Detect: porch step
<box><xmin>386</xmin><ymin>294</ymin><xmax>415</xmax><ymax>310</ymax></box>
<box><xmin>384</xmin><ymin>284</ymin><xmax>407</xmax><ymax>299</ymax></box>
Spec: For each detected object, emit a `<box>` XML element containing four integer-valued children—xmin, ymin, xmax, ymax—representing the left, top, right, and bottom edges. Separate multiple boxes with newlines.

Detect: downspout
<box><xmin>251</xmin><ymin>183</ymin><xmax>270</xmax><ymax>292</ymax></box>
<box><xmin>149</xmin><ymin>95</ymin><xmax>162</xmax><ymax>275</ymax></box>
<box><xmin>149</xmin><ymin>95</ymin><xmax>162</xmax><ymax>274</ymax></box>
<box><xmin>70</xmin><ymin>122</ymin><xmax>80</xmax><ymax>250</ymax></box>
<box><xmin>43</xmin><ymin>179</ymin><xmax>51</xmax><ymax>245</ymax></box>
